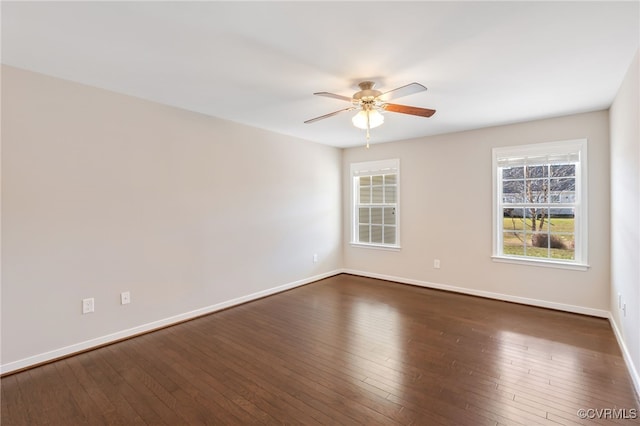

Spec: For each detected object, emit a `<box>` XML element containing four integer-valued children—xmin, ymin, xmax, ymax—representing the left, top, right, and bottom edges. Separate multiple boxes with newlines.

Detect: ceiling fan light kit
<box><xmin>305</xmin><ymin>80</ymin><xmax>436</xmax><ymax>148</ymax></box>
<box><xmin>351</xmin><ymin>108</ymin><xmax>384</xmax><ymax>130</ymax></box>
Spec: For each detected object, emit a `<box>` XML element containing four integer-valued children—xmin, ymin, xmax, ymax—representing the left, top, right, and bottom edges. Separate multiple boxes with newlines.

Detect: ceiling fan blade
<box><xmin>313</xmin><ymin>92</ymin><xmax>353</xmax><ymax>102</ymax></box>
<box><xmin>383</xmin><ymin>103</ymin><xmax>436</xmax><ymax>118</ymax></box>
<box><xmin>304</xmin><ymin>107</ymin><xmax>356</xmax><ymax>124</ymax></box>
<box><xmin>379</xmin><ymin>82</ymin><xmax>427</xmax><ymax>101</ymax></box>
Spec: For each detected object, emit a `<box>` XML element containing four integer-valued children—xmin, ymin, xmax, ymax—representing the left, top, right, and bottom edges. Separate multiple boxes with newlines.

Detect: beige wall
<box><xmin>343</xmin><ymin>111</ymin><xmax>611</xmax><ymax>315</ymax></box>
<box><xmin>610</xmin><ymin>50</ymin><xmax>639</xmax><ymax>389</ymax></box>
<box><xmin>1</xmin><ymin>66</ymin><xmax>342</xmax><ymax>369</ymax></box>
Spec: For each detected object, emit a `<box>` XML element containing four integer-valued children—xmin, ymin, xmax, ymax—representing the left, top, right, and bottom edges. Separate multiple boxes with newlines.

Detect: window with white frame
<box><xmin>492</xmin><ymin>139</ymin><xmax>588</xmax><ymax>269</ymax></box>
<box><xmin>351</xmin><ymin>159</ymin><xmax>400</xmax><ymax>249</ymax></box>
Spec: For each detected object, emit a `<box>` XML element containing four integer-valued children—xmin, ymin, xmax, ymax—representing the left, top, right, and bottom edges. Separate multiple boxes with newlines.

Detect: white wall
<box><xmin>343</xmin><ymin>111</ymin><xmax>611</xmax><ymax>315</ymax></box>
<box><xmin>609</xmin><ymin>50</ymin><xmax>640</xmax><ymax>390</ymax></box>
<box><xmin>1</xmin><ymin>66</ymin><xmax>342</xmax><ymax>371</ymax></box>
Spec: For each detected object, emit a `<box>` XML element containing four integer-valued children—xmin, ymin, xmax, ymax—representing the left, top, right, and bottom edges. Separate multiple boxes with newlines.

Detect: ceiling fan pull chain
<box><xmin>366</xmin><ymin>111</ymin><xmax>371</xmax><ymax>149</ymax></box>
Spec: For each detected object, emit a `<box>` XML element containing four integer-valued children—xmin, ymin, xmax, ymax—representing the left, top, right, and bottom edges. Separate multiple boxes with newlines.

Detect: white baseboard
<box><xmin>342</xmin><ymin>269</ymin><xmax>610</xmax><ymax>318</ymax></box>
<box><xmin>0</xmin><ymin>269</ymin><xmax>342</xmax><ymax>375</ymax></box>
<box><xmin>608</xmin><ymin>313</ymin><xmax>640</xmax><ymax>398</ymax></box>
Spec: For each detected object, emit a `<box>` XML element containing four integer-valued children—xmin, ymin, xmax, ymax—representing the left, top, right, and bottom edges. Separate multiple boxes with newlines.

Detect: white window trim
<box><xmin>350</xmin><ymin>159</ymin><xmax>401</xmax><ymax>250</ymax></box>
<box><xmin>349</xmin><ymin>242</ymin><xmax>402</xmax><ymax>251</ymax></box>
<box><xmin>492</xmin><ymin>139</ymin><xmax>589</xmax><ymax>270</ymax></box>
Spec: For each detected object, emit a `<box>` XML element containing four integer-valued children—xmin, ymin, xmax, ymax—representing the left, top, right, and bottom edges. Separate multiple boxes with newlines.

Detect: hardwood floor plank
<box><xmin>127</xmin><ymin>333</ymin><xmax>266</xmax><ymax>425</ymax></box>
<box><xmin>186</xmin><ymin>325</ymin><xmax>359</xmax><ymax>424</ymax></box>
<box><xmin>163</xmin><ymin>324</ymin><xmax>329</xmax><ymax>425</ymax></box>
<box><xmin>88</xmin><ymin>349</ymin><xmax>166</xmax><ymax>424</ymax></box>
<box><xmin>98</xmin><ymin>344</ymin><xmax>184</xmax><ymax>424</ymax></box>
<box><xmin>54</xmin><ymin>358</ymin><xmax>119</xmax><ymax>425</ymax></box>
<box><xmin>211</xmin><ymin>321</ymin><xmax>411</xmax><ymax>425</ymax></box>
<box><xmin>0</xmin><ymin>375</ymin><xmax>32</xmax><ymax>425</ymax></box>
<box><xmin>32</xmin><ymin>363</ymin><xmax>89</xmax><ymax>425</ymax></box>
<box><xmin>2</xmin><ymin>274</ymin><xmax>638</xmax><ymax>425</ymax></box>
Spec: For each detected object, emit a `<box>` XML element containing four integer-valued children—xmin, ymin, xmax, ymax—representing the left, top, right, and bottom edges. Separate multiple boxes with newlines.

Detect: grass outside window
<box><xmin>502</xmin><ymin>217</ymin><xmax>575</xmax><ymax>260</ymax></box>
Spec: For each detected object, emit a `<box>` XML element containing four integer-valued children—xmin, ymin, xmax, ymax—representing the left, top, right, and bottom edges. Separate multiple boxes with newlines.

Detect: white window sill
<box><xmin>350</xmin><ymin>243</ymin><xmax>401</xmax><ymax>252</ymax></box>
<box><xmin>492</xmin><ymin>255</ymin><xmax>589</xmax><ymax>271</ymax></box>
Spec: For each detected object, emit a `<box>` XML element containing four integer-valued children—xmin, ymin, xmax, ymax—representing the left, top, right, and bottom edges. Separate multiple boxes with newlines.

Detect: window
<box><xmin>351</xmin><ymin>159</ymin><xmax>400</xmax><ymax>249</ymax></box>
<box><xmin>492</xmin><ymin>139</ymin><xmax>588</xmax><ymax>269</ymax></box>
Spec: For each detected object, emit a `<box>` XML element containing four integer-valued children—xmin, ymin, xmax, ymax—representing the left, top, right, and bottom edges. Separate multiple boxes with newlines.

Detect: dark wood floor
<box><xmin>2</xmin><ymin>274</ymin><xmax>638</xmax><ymax>425</ymax></box>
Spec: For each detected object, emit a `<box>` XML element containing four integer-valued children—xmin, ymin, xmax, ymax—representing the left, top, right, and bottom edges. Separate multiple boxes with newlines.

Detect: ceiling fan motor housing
<box><xmin>353</xmin><ymin>81</ymin><xmax>382</xmax><ymax>101</ymax></box>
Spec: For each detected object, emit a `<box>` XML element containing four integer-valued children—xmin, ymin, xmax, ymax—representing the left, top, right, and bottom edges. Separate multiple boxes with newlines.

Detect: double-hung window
<box><xmin>351</xmin><ymin>159</ymin><xmax>400</xmax><ymax>249</ymax></box>
<box><xmin>492</xmin><ymin>139</ymin><xmax>588</xmax><ymax>269</ymax></box>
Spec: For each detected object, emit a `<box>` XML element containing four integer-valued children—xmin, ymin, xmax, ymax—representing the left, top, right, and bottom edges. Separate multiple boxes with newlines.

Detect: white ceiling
<box><xmin>2</xmin><ymin>1</ymin><xmax>639</xmax><ymax>148</ymax></box>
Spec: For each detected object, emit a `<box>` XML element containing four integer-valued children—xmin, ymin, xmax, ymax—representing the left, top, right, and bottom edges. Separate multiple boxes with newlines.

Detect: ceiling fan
<box><xmin>304</xmin><ymin>81</ymin><xmax>436</xmax><ymax>147</ymax></box>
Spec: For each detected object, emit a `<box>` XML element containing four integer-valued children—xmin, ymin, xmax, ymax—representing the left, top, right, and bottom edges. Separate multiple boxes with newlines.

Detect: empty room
<box><xmin>1</xmin><ymin>1</ymin><xmax>639</xmax><ymax>425</ymax></box>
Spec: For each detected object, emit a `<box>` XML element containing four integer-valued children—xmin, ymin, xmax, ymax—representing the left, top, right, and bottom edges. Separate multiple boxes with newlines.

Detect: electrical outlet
<box><xmin>313</xmin><ymin>253</ymin><xmax>318</xmax><ymax>263</ymax></box>
<box><xmin>82</xmin><ymin>298</ymin><xmax>94</xmax><ymax>314</ymax></box>
<box><xmin>622</xmin><ymin>303</ymin><xmax>627</xmax><ymax>317</ymax></box>
<box><xmin>121</xmin><ymin>291</ymin><xmax>131</xmax><ymax>305</ymax></box>
<box><xmin>434</xmin><ymin>259</ymin><xmax>441</xmax><ymax>269</ymax></box>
